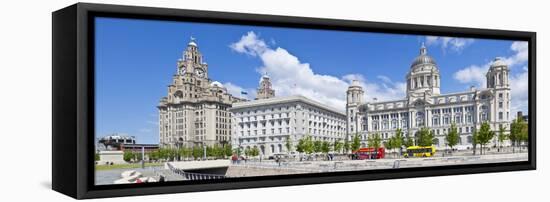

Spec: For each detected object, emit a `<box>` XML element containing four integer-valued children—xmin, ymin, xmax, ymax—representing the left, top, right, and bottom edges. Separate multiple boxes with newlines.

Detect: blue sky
<box><xmin>95</xmin><ymin>17</ymin><xmax>529</xmax><ymax>144</ymax></box>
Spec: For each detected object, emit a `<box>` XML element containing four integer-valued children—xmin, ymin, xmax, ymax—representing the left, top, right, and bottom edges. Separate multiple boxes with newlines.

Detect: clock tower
<box><xmin>159</xmin><ymin>36</ymin><xmax>245</xmax><ymax>148</ymax></box>
<box><xmin>178</xmin><ymin>37</ymin><xmax>209</xmax><ymax>79</ymax></box>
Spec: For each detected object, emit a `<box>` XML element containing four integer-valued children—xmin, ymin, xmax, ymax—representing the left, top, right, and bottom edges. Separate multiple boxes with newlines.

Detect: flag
<box><xmin>241</xmin><ymin>91</ymin><xmax>248</xmax><ymax>95</ymax></box>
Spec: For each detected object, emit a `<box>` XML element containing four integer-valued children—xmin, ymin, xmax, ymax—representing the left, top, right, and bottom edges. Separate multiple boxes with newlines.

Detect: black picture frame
<box><xmin>52</xmin><ymin>3</ymin><xmax>536</xmax><ymax>199</ymax></box>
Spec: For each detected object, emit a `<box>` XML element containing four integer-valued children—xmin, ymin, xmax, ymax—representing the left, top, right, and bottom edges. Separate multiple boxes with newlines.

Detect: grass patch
<box><xmin>95</xmin><ymin>162</ymin><xmax>164</xmax><ymax>171</ymax></box>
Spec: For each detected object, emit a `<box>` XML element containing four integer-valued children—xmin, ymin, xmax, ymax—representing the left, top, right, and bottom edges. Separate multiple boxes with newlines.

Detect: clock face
<box><xmin>195</xmin><ymin>68</ymin><xmax>204</xmax><ymax>77</ymax></box>
<box><xmin>179</xmin><ymin>68</ymin><xmax>186</xmax><ymax>75</ymax></box>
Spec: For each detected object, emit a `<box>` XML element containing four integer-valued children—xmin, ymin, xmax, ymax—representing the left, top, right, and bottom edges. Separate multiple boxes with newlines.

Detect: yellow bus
<box><xmin>403</xmin><ymin>146</ymin><xmax>436</xmax><ymax>158</ymax></box>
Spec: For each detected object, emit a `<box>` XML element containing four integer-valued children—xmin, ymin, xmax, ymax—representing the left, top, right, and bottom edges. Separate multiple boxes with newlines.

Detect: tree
<box><xmin>445</xmin><ymin>123</ymin><xmax>460</xmax><ymax>153</ymax></box>
<box><xmin>333</xmin><ymin>140</ymin><xmax>343</xmax><ymax>154</ymax></box>
<box><xmin>250</xmin><ymin>147</ymin><xmax>260</xmax><ymax>157</ymax></box>
<box><xmin>393</xmin><ymin>128</ymin><xmax>405</xmax><ymax>156</ymax></box>
<box><xmin>367</xmin><ymin>133</ymin><xmax>382</xmax><ymax>149</ymax></box>
<box><xmin>192</xmin><ymin>146</ymin><xmax>204</xmax><ymax>160</ymax></box>
<box><xmin>313</xmin><ymin>140</ymin><xmax>323</xmax><ymax>153</ymax></box>
<box><xmin>321</xmin><ymin>141</ymin><xmax>331</xmax><ymax>154</ymax></box>
<box><xmin>384</xmin><ymin>139</ymin><xmax>394</xmax><ymax>157</ymax></box>
<box><xmin>285</xmin><ymin>135</ymin><xmax>293</xmax><ymax>153</ymax></box>
<box><xmin>367</xmin><ymin>133</ymin><xmax>382</xmax><ymax>158</ymax></box>
<box><xmin>351</xmin><ymin>133</ymin><xmax>361</xmax><ymax>152</ymax></box>
<box><xmin>497</xmin><ymin>125</ymin><xmax>507</xmax><ymax>152</ymax></box>
<box><xmin>297</xmin><ymin>135</ymin><xmax>315</xmax><ymax>155</ymax></box>
<box><xmin>404</xmin><ymin>132</ymin><xmax>414</xmax><ymax>148</ymax></box>
<box><xmin>519</xmin><ymin>123</ymin><xmax>529</xmax><ymax>151</ymax></box>
<box><xmin>296</xmin><ymin>137</ymin><xmax>305</xmax><ymax>153</ymax></box>
<box><xmin>477</xmin><ymin>122</ymin><xmax>495</xmax><ymax>155</ymax></box>
<box><xmin>416</xmin><ymin>127</ymin><xmax>435</xmax><ymax>147</ymax></box>
<box><xmin>343</xmin><ymin>139</ymin><xmax>350</xmax><ymax>154</ymax></box>
<box><xmin>178</xmin><ymin>146</ymin><xmax>192</xmax><ymax>160</ymax></box>
<box><xmin>510</xmin><ymin>117</ymin><xmax>528</xmax><ymax>152</ymax></box>
<box><xmin>223</xmin><ymin>144</ymin><xmax>233</xmax><ymax>157</ymax></box>
<box><xmin>95</xmin><ymin>152</ymin><xmax>100</xmax><ymax>161</ymax></box>
<box><xmin>472</xmin><ymin>127</ymin><xmax>478</xmax><ymax>155</ymax></box>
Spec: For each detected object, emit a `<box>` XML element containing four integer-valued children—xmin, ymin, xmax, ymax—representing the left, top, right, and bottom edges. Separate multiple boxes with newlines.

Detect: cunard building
<box><xmin>346</xmin><ymin>44</ymin><xmax>511</xmax><ymax>149</ymax></box>
<box><xmin>230</xmin><ymin>75</ymin><xmax>347</xmax><ymax>157</ymax></box>
<box><xmin>158</xmin><ymin>38</ymin><xmax>245</xmax><ymax>148</ymax></box>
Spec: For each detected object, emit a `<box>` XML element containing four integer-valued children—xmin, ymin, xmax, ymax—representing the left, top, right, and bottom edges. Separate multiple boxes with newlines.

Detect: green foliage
<box><xmin>123</xmin><ymin>150</ymin><xmax>134</xmax><ymax>162</ymax></box>
<box><xmin>313</xmin><ymin>140</ymin><xmax>323</xmax><ymax>153</ymax></box>
<box><xmin>321</xmin><ymin>141</ymin><xmax>331</xmax><ymax>153</ymax></box>
<box><xmin>477</xmin><ymin>122</ymin><xmax>496</xmax><ymax>155</ymax></box>
<box><xmin>192</xmin><ymin>146</ymin><xmax>204</xmax><ymax>160</ymax></box>
<box><xmin>123</xmin><ymin>150</ymin><xmax>142</xmax><ymax>162</ymax></box>
<box><xmin>404</xmin><ymin>132</ymin><xmax>415</xmax><ymax>148</ymax></box>
<box><xmin>343</xmin><ymin>139</ymin><xmax>350</xmax><ymax>153</ymax></box>
<box><xmin>178</xmin><ymin>147</ymin><xmax>192</xmax><ymax>160</ymax></box>
<box><xmin>391</xmin><ymin>129</ymin><xmax>404</xmax><ymax>155</ymax></box>
<box><xmin>333</xmin><ymin>140</ymin><xmax>343</xmax><ymax>154</ymax></box>
<box><xmin>285</xmin><ymin>136</ymin><xmax>293</xmax><ymax>152</ymax></box>
<box><xmin>248</xmin><ymin>147</ymin><xmax>260</xmax><ymax>157</ymax></box>
<box><xmin>510</xmin><ymin>117</ymin><xmax>528</xmax><ymax>151</ymax></box>
<box><xmin>384</xmin><ymin>139</ymin><xmax>393</xmax><ymax>151</ymax></box>
<box><xmin>367</xmin><ymin>133</ymin><xmax>381</xmax><ymax>149</ymax></box>
<box><xmin>445</xmin><ymin>122</ymin><xmax>460</xmax><ymax>150</ymax></box>
<box><xmin>416</xmin><ymin>127</ymin><xmax>435</xmax><ymax>147</ymax></box>
<box><xmin>95</xmin><ymin>153</ymin><xmax>100</xmax><ymax>161</ymax></box>
<box><xmin>300</xmin><ymin>135</ymin><xmax>315</xmax><ymax>154</ymax></box>
<box><xmin>297</xmin><ymin>134</ymin><xmax>315</xmax><ymax>154</ymax></box>
<box><xmin>497</xmin><ymin>125</ymin><xmax>507</xmax><ymax>148</ymax></box>
<box><xmin>224</xmin><ymin>144</ymin><xmax>233</xmax><ymax>157</ymax></box>
<box><xmin>351</xmin><ymin>133</ymin><xmax>361</xmax><ymax>151</ymax></box>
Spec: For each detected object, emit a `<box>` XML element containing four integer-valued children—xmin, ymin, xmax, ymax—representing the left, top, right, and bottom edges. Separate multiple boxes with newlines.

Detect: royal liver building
<box><xmin>346</xmin><ymin>44</ymin><xmax>511</xmax><ymax>148</ymax></box>
<box><xmin>158</xmin><ymin>38</ymin><xmax>244</xmax><ymax>148</ymax></box>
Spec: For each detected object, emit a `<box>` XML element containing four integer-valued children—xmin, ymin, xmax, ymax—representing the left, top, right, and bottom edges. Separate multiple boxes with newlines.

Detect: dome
<box><xmin>490</xmin><ymin>57</ymin><xmax>507</xmax><ymax>68</ymax></box>
<box><xmin>188</xmin><ymin>36</ymin><xmax>197</xmax><ymax>47</ymax></box>
<box><xmin>350</xmin><ymin>80</ymin><xmax>361</xmax><ymax>87</ymax></box>
<box><xmin>210</xmin><ymin>81</ymin><xmax>224</xmax><ymax>88</ymax></box>
<box><xmin>411</xmin><ymin>44</ymin><xmax>436</xmax><ymax>68</ymax></box>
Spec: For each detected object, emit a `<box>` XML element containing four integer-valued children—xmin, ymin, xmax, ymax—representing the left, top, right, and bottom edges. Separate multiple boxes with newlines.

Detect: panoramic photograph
<box><xmin>94</xmin><ymin>17</ymin><xmax>529</xmax><ymax>185</ymax></box>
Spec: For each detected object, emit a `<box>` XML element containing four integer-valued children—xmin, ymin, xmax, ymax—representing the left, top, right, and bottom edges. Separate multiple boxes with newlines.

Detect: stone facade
<box><xmin>158</xmin><ymin>38</ymin><xmax>245</xmax><ymax>148</ymax></box>
<box><xmin>230</xmin><ymin>94</ymin><xmax>347</xmax><ymax>157</ymax></box>
<box><xmin>346</xmin><ymin>45</ymin><xmax>511</xmax><ymax>149</ymax></box>
<box><xmin>256</xmin><ymin>74</ymin><xmax>275</xmax><ymax>100</ymax></box>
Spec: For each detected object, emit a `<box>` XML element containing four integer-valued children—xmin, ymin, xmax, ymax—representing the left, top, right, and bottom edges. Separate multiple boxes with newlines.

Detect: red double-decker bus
<box><xmin>353</xmin><ymin>147</ymin><xmax>385</xmax><ymax>160</ymax></box>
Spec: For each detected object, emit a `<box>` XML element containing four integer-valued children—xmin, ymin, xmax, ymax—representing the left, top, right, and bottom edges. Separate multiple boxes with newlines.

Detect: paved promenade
<box><xmin>226</xmin><ymin>152</ymin><xmax>528</xmax><ymax>177</ymax></box>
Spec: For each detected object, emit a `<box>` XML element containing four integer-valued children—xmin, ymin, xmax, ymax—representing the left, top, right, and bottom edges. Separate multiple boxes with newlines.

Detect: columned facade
<box><xmin>347</xmin><ymin>45</ymin><xmax>511</xmax><ymax>149</ymax></box>
<box><xmin>230</xmin><ymin>95</ymin><xmax>347</xmax><ymax>157</ymax></box>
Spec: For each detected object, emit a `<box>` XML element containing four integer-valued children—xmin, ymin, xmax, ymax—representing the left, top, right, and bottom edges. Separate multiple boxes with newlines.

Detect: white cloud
<box><xmin>504</xmin><ymin>41</ymin><xmax>528</xmax><ymax>67</ymax></box>
<box><xmin>453</xmin><ymin>64</ymin><xmax>489</xmax><ymax>88</ymax></box>
<box><xmin>510</xmin><ymin>66</ymin><xmax>529</xmax><ymax>117</ymax></box>
<box><xmin>426</xmin><ymin>36</ymin><xmax>474</xmax><ymax>53</ymax></box>
<box><xmin>230</xmin><ymin>32</ymin><xmax>406</xmax><ymax>111</ymax></box>
<box><xmin>376</xmin><ymin>75</ymin><xmax>392</xmax><ymax>83</ymax></box>
<box><xmin>453</xmin><ymin>41</ymin><xmax>529</xmax><ymax>116</ymax></box>
<box><xmin>229</xmin><ymin>31</ymin><xmax>268</xmax><ymax>56</ymax></box>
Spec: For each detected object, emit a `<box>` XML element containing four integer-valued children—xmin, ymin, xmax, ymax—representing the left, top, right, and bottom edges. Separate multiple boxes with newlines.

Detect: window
<box><xmin>432</xmin><ymin>117</ymin><xmax>439</xmax><ymax>126</ymax></box>
<box><xmin>499</xmin><ymin>102</ymin><xmax>503</xmax><ymax>108</ymax></box>
<box><xmin>499</xmin><ymin>112</ymin><xmax>503</xmax><ymax>120</ymax></box>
